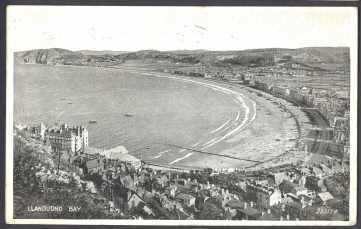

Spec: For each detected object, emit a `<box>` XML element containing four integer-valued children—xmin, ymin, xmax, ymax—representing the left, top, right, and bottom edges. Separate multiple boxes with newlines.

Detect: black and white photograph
<box><xmin>5</xmin><ymin>6</ymin><xmax>357</xmax><ymax>226</ymax></box>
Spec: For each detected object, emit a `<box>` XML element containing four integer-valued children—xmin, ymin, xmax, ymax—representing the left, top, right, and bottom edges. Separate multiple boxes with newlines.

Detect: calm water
<box><xmin>14</xmin><ymin>64</ymin><xmax>243</xmax><ymax>163</ymax></box>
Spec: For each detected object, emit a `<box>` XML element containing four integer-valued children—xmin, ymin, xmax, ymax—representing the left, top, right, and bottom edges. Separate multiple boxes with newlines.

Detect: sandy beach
<box><xmin>115</xmin><ymin>67</ymin><xmax>309</xmax><ymax>169</ymax></box>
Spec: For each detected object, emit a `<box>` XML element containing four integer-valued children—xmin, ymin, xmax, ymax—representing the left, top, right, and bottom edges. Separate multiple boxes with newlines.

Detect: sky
<box><xmin>7</xmin><ymin>6</ymin><xmax>357</xmax><ymax>52</ymax></box>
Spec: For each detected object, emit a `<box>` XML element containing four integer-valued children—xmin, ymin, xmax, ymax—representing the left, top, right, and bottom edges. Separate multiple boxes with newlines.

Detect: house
<box><xmin>312</xmin><ymin>167</ymin><xmax>324</xmax><ymax>178</ymax></box>
<box><xmin>279</xmin><ymin>180</ymin><xmax>297</xmax><ymax>194</ymax></box>
<box><xmin>333</xmin><ymin>116</ymin><xmax>348</xmax><ymax>144</ymax></box>
<box><xmin>29</xmin><ymin>122</ymin><xmax>47</xmax><ymax>140</ymax></box>
<box><xmin>272</xmin><ymin>85</ymin><xmax>290</xmax><ymax>97</ymax></box>
<box><xmin>305</xmin><ymin>176</ymin><xmax>320</xmax><ymax>192</ymax></box>
<box><xmin>320</xmin><ymin>164</ymin><xmax>332</xmax><ymax>176</ymax></box>
<box><xmin>176</xmin><ymin>193</ymin><xmax>196</xmax><ymax>207</ymax></box>
<box><xmin>273</xmin><ymin>172</ymin><xmax>289</xmax><ymax>186</ymax></box>
<box><xmin>236</xmin><ymin>180</ymin><xmax>247</xmax><ymax>192</ymax></box>
<box><xmin>331</xmin><ymin>162</ymin><xmax>343</xmax><ymax>174</ymax></box>
<box><xmin>85</xmin><ymin>157</ymin><xmax>103</xmax><ymax>173</ymax></box>
<box><xmin>224</xmin><ymin>206</ymin><xmax>237</xmax><ymax>219</ymax></box>
<box><xmin>298</xmin><ymin>175</ymin><xmax>307</xmax><ymax>188</ymax></box>
<box><xmin>318</xmin><ymin>179</ymin><xmax>328</xmax><ymax>192</ymax></box>
<box><xmin>312</xmin><ymin>97</ymin><xmax>329</xmax><ymax>109</ymax></box>
<box><xmin>317</xmin><ymin>192</ymin><xmax>334</xmax><ymax>205</ymax></box>
<box><xmin>142</xmin><ymin>190</ymin><xmax>155</xmax><ymax>203</ymax></box>
<box><xmin>237</xmin><ymin>202</ymin><xmax>261</xmax><ymax>220</ymax></box>
<box><xmin>299</xmin><ymin>194</ymin><xmax>314</xmax><ymax>208</ymax></box>
<box><xmin>294</xmin><ymin>186</ymin><xmax>308</xmax><ymax>196</ymax></box>
<box><xmin>156</xmin><ymin>175</ymin><xmax>169</xmax><ymax>188</ymax></box>
<box><xmin>259</xmin><ymin>208</ymin><xmax>278</xmax><ymax>220</ymax></box>
<box><xmin>128</xmin><ymin>191</ymin><xmax>145</xmax><ymax>209</ymax></box>
<box><xmin>142</xmin><ymin>204</ymin><xmax>155</xmax><ymax>217</ymax></box>
<box><xmin>300</xmin><ymin>167</ymin><xmax>311</xmax><ymax>176</ymax></box>
<box><xmin>225</xmin><ymin>199</ymin><xmax>245</xmax><ymax>210</ymax></box>
<box><xmin>254</xmin><ymin>81</ymin><xmax>269</xmax><ymax>92</ymax></box>
<box><xmin>284</xmin><ymin>198</ymin><xmax>302</xmax><ymax>219</ymax></box>
<box><xmin>289</xmin><ymin>89</ymin><xmax>306</xmax><ymax>104</ymax></box>
<box><xmin>246</xmin><ymin>183</ymin><xmax>282</xmax><ymax>209</ymax></box>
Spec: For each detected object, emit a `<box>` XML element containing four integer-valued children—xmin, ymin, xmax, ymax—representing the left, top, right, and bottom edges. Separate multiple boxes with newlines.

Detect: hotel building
<box><xmin>45</xmin><ymin>124</ymin><xmax>88</xmax><ymax>154</ymax></box>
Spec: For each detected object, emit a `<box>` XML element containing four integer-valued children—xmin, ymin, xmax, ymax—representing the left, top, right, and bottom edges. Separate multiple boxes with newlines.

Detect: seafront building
<box><xmin>44</xmin><ymin>123</ymin><xmax>89</xmax><ymax>154</ymax></box>
<box><xmin>29</xmin><ymin>122</ymin><xmax>47</xmax><ymax>140</ymax></box>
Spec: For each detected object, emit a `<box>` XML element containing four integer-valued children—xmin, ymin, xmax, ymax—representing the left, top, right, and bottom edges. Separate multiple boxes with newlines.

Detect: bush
<box><xmin>13</xmin><ymin>135</ymin><xmax>112</xmax><ymax>219</ymax></box>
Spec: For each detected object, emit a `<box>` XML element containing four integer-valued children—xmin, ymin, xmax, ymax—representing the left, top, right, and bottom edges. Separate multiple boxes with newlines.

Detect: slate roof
<box><xmin>318</xmin><ymin>192</ymin><xmax>334</xmax><ymax>202</ymax></box>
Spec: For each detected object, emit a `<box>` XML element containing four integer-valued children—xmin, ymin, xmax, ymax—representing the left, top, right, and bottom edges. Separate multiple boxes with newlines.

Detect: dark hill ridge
<box><xmin>15</xmin><ymin>47</ymin><xmax>349</xmax><ymax>70</ymax></box>
<box><xmin>16</xmin><ymin>48</ymin><xmax>85</xmax><ymax>65</ymax></box>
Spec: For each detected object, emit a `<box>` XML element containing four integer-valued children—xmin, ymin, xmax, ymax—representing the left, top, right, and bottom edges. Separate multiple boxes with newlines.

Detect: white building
<box><xmin>45</xmin><ymin>124</ymin><xmax>88</xmax><ymax>154</ymax></box>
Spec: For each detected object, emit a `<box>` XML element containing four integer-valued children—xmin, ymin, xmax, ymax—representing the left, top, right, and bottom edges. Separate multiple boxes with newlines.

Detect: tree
<box><xmin>198</xmin><ymin>202</ymin><xmax>224</xmax><ymax>220</ymax></box>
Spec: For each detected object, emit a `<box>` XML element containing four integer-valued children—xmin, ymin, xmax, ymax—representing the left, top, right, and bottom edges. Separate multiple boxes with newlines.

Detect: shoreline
<box><xmin>15</xmin><ymin>63</ymin><xmax>311</xmax><ymax>172</ymax></box>
<box><xmin>108</xmin><ymin>66</ymin><xmax>309</xmax><ymax>170</ymax></box>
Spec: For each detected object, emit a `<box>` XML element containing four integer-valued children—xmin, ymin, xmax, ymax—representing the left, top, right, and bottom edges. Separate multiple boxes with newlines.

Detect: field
<box><xmin>14</xmin><ymin>64</ymin><xmax>299</xmax><ymax>168</ymax></box>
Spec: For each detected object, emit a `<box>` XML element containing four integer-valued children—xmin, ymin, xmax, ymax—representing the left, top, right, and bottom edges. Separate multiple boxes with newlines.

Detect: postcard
<box><xmin>5</xmin><ymin>6</ymin><xmax>357</xmax><ymax>226</ymax></box>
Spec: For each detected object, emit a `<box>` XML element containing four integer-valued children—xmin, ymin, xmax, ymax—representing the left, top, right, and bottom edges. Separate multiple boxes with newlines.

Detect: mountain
<box><xmin>15</xmin><ymin>47</ymin><xmax>349</xmax><ymax>70</ymax></box>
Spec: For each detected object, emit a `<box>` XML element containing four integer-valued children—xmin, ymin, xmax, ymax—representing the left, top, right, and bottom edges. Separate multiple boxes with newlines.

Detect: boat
<box><xmin>89</xmin><ymin>120</ymin><xmax>97</xmax><ymax>124</ymax></box>
<box><xmin>124</xmin><ymin>114</ymin><xmax>133</xmax><ymax>117</ymax></box>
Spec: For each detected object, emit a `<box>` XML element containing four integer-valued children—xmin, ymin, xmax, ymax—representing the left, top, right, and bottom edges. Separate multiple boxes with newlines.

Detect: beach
<box><xmin>14</xmin><ymin>64</ymin><xmax>306</xmax><ymax>169</ymax></box>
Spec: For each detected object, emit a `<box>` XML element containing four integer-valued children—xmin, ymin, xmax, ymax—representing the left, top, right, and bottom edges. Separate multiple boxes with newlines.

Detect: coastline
<box><xmin>106</xmin><ymin>65</ymin><xmax>310</xmax><ymax>170</ymax></box>
<box><xmin>15</xmin><ymin>63</ymin><xmax>311</xmax><ymax>172</ymax></box>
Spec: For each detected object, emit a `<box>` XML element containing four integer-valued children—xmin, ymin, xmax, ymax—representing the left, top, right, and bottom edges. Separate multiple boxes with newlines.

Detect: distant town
<box><xmin>13</xmin><ymin>47</ymin><xmax>350</xmax><ymax>220</ymax></box>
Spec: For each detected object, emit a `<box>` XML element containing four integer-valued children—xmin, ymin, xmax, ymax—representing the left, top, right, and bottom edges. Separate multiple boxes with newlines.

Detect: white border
<box><xmin>5</xmin><ymin>6</ymin><xmax>358</xmax><ymax>226</ymax></box>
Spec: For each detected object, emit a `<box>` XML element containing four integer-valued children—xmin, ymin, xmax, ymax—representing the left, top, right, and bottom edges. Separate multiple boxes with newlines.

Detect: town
<box><xmin>13</xmin><ymin>56</ymin><xmax>350</xmax><ymax>220</ymax></box>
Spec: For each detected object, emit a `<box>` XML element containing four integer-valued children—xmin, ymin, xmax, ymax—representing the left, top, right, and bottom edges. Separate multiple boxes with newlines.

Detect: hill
<box><xmin>15</xmin><ymin>48</ymin><xmax>85</xmax><ymax>65</ymax></box>
<box><xmin>14</xmin><ymin>47</ymin><xmax>349</xmax><ymax>70</ymax></box>
<box><xmin>76</xmin><ymin>50</ymin><xmax>129</xmax><ymax>56</ymax></box>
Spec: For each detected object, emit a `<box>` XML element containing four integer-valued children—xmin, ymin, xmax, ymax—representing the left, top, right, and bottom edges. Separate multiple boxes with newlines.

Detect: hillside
<box><xmin>16</xmin><ymin>48</ymin><xmax>85</xmax><ymax>65</ymax></box>
<box><xmin>76</xmin><ymin>50</ymin><xmax>129</xmax><ymax>56</ymax></box>
<box><xmin>14</xmin><ymin>47</ymin><xmax>350</xmax><ymax>70</ymax></box>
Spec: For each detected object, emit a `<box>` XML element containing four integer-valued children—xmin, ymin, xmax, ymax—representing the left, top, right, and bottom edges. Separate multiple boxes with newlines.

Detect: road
<box><xmin>302</xmin><ymin>108</ymin><xmax>343</xmax><ymax>158</ymax></box>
